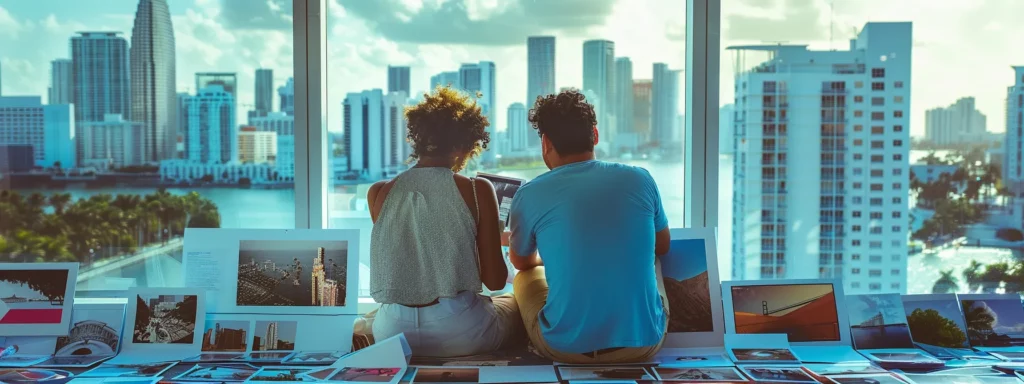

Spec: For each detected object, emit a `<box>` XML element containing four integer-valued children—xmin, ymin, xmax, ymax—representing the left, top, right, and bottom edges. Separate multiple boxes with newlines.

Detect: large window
<box><xmin>323</xmin><ymin>0</ymin><xmax>691</xmax><ymax>296</ymax></box>
<box><xmin>717</xmin><ymin>0</ymin><xmax>1017</xmax><ymax>295</ymax></box>
<box><xmin>0</xmin><ymin>0</ymin><xmax>296</xmax><ymax>293</ymax></box>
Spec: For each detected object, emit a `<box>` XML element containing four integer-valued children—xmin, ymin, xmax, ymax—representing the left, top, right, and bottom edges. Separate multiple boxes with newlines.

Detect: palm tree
<box><xmin>964</xmin><ymin>260</ymin><xmax>983</xmax><ymax>293</ymax></box>
<box><xmin>980</xmin><ymin>262</ymin><xmax>1010</xmax><ymax>293</ymax></box>
<box><xmin>48</xmin><ymin>193</ymin><xmax>72</xmax><ymax>216</ymax></box>
<box><xmin>933</xmin><ymin>270</ymin><xmax>960</xmax><ymax>293</ymax></box>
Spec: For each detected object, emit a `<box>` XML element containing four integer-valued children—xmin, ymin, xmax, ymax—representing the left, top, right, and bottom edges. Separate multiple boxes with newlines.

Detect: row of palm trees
<box><xmin>0</xmin><ymin>189</ymin><xmax>221</xmax><ymax>264</ymax></box>
<box><xmin>932</xmin><ymin>260</ymin><xmax>1024</xmax><ymax>294</ymax></box>
<box><xmin>910</xmin><ymin>151</ymin><xmax>1004</xmax><ymax>245</ymax></box>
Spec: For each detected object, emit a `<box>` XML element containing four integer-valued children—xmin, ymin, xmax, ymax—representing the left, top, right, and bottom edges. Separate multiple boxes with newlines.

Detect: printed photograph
<box><xmin>184</xmin><ymin>352</ymin><xmax>245</xmax><ymax>362</ymax></box>
<box><xmin>413</xmin><ymin>367</ymin><xmax>481</xmax><ymax>383</ymax></box>
<box><xmin>657</xmin><ymin>353</ymin><xmax>732</xmax><ymax>367</ymax></box>
<box><xmin>868</xmin><ymin>352</ymin><xmax>936</xmax><ymax>361</ymax></box>
<box><xmin>740</xmin><ymin>366</ymin><xmax>817</xmax><ymax>383</ymax></box>
<box><xmin>557</xmin><ymin>366</ymin><xmax>654</xmax><ymax>381</ymax></box>
<box><xmin>80</xmin><ymin>361</ymin><xmax>175</xmax><ymax>378</ymax></box>
<box><xmin>132</xmin><ymin>294</ymin><xmax>198</xmax><ymax>344</ymax></box>
<box><xmin>201</xmin><ymin>320</ymin><xmax>249</xmax><ymax>352</ymax></box>
<box><xmin>252</xmin><ymin>320</ymin><xmax>297</xmax><ymax>351</ymax></box>
<box><xmin>249</xmin><ymin>367</ymin><xmax>316</xmax><ymax>382</ymax></box>
<box><xmin>901</xmin><ymin>373</ymin><xmax>1001</xmax><ymax>384</ymax></box>
<box><xmin>36</xmin><ymin>355</ymin><xmax>111</xmax><ymax>367</ymax></box>
<box><xmin>236</xmin><ymin>240</ymin><xmax>348</xmax><ymax>307</ymax></box>
<box><xmin>731</xmin><ymin>348</ymin><xmax>799</xmax><ymax>362</ymax></box>
<box><xmin>330</xmin><ymin>367</ymin><xmax>402</xmax><ymax>382</ymax></box>
<box><xmin>654</xmin><ymin>367</ymin><xmax>745</xmax><ymax>381</ymax></box>
<box><xmin>283</xmin><ymin>351</ymin><xmax>346</xmax><ymax>364</ymax></box>
<box><xmin>827</xmin><ymin>373</ymin><xmax>908</xmax><ymax>384</ymax></box>
<box><xmin>0</xmin><ymin>368</ymin><xmax>71</xmax><ymax>382</ymax></box>
<box><xmin>848</xmin><ymin>293</ymin><xmax>915</xmax><ymax>350</ymax></box>
<box><xmin>902</xmin><ymin>298</ymin><xmax>970</xmax><ymax>349</ymax></box>
<box><xmin>731</xmin><ymin>283</ymin><xmax>840</xmax><ymax>342</ymax></box>
<box><xmin>961</xmin><ymin>298</ymin><xmax>1024</xmax><ymax>347</ymax></box>
<box><xmin>409</xmin><ymin>347</ymin><xmax>552</xmax><ymax>366</ymax></box>
<box><xmin>173</xmin><ymin>363</ymin><xmax>259</xmax><ymax>382</ymax></box>
<box><xmin>235</xmin><ymin>351</ymin><xmax>294</xmax><ymax>362</ymax></box>
<box><xmin>53</xmin><ymin>309</ymin><xmax>122</xmax><ymax>356</ymax></box>
<box><xmin>0</xmin><ymin>269</ymin><xmax>70</xmax><ymax>325</ymax></box>
<box><xmin>663</xmin><ymin>238</ymin><xmax>713</xmax><ymax>333</ymax></box>
<box><xmin>803</xmin><ymin>363</ymin><xmax>888</xmax><ymax>376</ymax></box>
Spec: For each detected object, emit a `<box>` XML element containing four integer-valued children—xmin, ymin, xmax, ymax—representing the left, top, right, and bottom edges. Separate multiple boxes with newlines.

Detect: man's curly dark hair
<box><xmin>405</xmin><ymin>86</ymin><xmax>490</xmax><ymax>170</ymax></box>
<box><xmin>528</xmin><ymin>89</ymin><xmax>597</xmax><ymax>155</ymax></box>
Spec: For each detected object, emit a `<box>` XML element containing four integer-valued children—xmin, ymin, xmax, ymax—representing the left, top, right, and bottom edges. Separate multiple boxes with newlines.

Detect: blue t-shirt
<box><xmin>509</xmin><ymin>160</ymin><xmax>668</xmax><ymax>353</ymax></box>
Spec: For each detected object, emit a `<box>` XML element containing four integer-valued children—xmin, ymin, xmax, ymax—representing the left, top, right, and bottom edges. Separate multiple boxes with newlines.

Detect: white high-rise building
<box><xmin>584</xmin><ymin>40</ymin><xmax>616</xmax><ymax>149</ymax></box>
<box><xmin>80</xmin><ymin>114</ymin><xmax>144</xmax><ymax>169</ymax></box>
<box><xmin>184</xmin><ymin>85</ymin><xmax>236</xmax><ymax>164</ymax></box>
<box><xmin>48</xmin><ymin>59</ymin><xmax>73</xmax><ymax>105</ymax></box>
<box><xmin>251</xmin><ymin>112</ymin><xmax>294</xmax><ymax>136</ymax></box>
<box><xmin>925</xmin><ymin>97</ymin><xmax>987</xmax><ymax>146</ymax></box>
<box><xmin>730</xmin><ymin>22</ymin><xmax>912</xmax><ymax>295</ymax></box>
<box><xmin>652</xmin><ymin>63</ymin><xmax>680</xmax><ymax>148</ymax></box>
<box><xmin>384</xmin><ymin>92</ymin><xmax>411</xmax><ymax>170</ymax></box>
<box><xmin>1005</xmin><ymin>67</ymin><xmax>1024</xmax><ymax>187</ymax></box>
<box><xmin>507</xmin><ymin>103</ymin><xmax>529</xmax><ymax>153</ymax></box>
<box><xmin>72</xmin><ymin>32</ymin><xmax>130</xmax><ymax>166</ymax></box>
<box><xmin>237</xmin><ymin>127</ymin><xmax>277</xmax><ymax>164</ymax></box>
<box><xmin>459</xmin><ymin>62</ymin><xmax>497</xmax><ymax>163</ymax></box>
<box><xmin>0</xmin><ymin>97</ymin><xmax>75</xmax><ymax>169</ymax></box>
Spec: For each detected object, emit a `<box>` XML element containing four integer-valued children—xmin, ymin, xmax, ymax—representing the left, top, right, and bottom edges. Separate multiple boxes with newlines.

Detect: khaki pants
<box><xmin>512</xmin><ymin>264</ymin><xmax>669</xmax><ymax>364</ymax></box>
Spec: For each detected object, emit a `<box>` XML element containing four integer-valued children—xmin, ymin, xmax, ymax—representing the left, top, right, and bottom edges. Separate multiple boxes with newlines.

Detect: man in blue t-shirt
<box><xmin>507</xmin><ymin>89</ymin><xmax>671</xmax><ymax>364</ymax></box>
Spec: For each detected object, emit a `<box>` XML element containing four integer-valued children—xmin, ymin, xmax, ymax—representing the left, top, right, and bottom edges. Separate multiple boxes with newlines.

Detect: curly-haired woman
<box><xmin>361</xmin><ymin>86</ymin><xmax>523</xmax><ymax>357</ymax></box>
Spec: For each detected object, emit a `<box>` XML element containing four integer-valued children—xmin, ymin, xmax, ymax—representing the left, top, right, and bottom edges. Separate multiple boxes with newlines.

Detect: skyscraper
<box><xmin>195</xmin><ymin>73</ymin><xmax>237</xmax><ymax>103</ymax></box>
<box><xmin>279</xmin><ymin>77</ymin><xmax>295</xmax><ymax>116</ymax></box>
<box><xmin>1005</xmin><ymin>67</ymin><xmax>1024</xmax><ymax>186</ymax></box>
<box><xmin>237</xmin><ymin>127</ymin><xmax>277</xmax><ymax>164</ymax></box>
<box><xmin>925</xmin><ymin>97</ymin><xmax>987</xmax><ymax>146</ymax></box>
<box><xmin>48</xmin><ymin>59</ymin><xmax>73</xmax><ymax>105</ymax></box>
<box><xmin>80</xmin><ymin>114</ymin><xmax>144</xmax><ymax>169</ymax></box>
<box><xmin>633</xmin><ymin>80</ymin><xmax>653</xmax><ymax>144</ymax></box>
<box><xmin>263</xmin><ymin>322</ymin><xmax>278</xmax><ymax>351</ymax></box>
<box><xmin>344</xmin><ymin>89</ymin><xmax>384</xmax><ymax>179</ymax></box>
<box><xmin>527</xmin><ymin>36</ymin><xmax>555</xmax><ymax>105</ymax></box>
<box><xmin>184</xmin><ymin>85</ymin><xmax>236</xmax><ymax>164</ymax></box>
<box><xmin>71</xmin><ymin>32</ymin><xmax>130</xmax><ymax>166</ymax></box>
<box><xmin>583</xmin><ymin>40</ymin><xmax>616</xmax><ymax>148</ymax></box>
<box><xmin>507</xmin><ymin>103</ymin><xmax>529</xmax><ymax>153</ymax></box>
<box><xmin>387</xmin><ymin>66</ymin><xmax>411</xmax><ymax>96</ymax></box>
<box><xmin>652</xmin><ymin>63</ymin><xmax>680</xmax><ymax>148</ymax></box>
<box><xmin>615</xmin><ymin>57</ymin><xmax>635</xmax><ymax>152</ymax></box>
<box><xmin>385</xmin><ymin>92</ymin><xmax>410</xmax><ymax>167</ymax></box>
<box><xmin>176</xmin><ymin>92</ymin><xmax>189</xmax><ymax>158</ymax></box>
<box><xmin>311</xmin><ymin>248</ymin><xmax>326</xmax><ymax>305</ymax></box>
<box><xmin>0</xmin><ymin>97</ymin><xmax>75</xmax><ymax>168</ymax></box>
<box><xmin>131</xmin><ymin>0</ymin><xmax>177</xmax><ymax>163</ymax></box>
<box><xmin>255</xmin><ymin>68</ymin><xmax>274</xmax><ymax>116</ymax></box>
<box><xmin>459</xmin><ymin>62</ymin><xmax>497</xmax><ymax>163</ymax></box>
<box><xmin>429</xmin><ymin>71</ymin><xmax>460</xmax><ymax>90</ymax></box>
<box><xmin>730</xmin><ymin>22</ymin><xmax>912</xmax><ymax>295</ymax></box>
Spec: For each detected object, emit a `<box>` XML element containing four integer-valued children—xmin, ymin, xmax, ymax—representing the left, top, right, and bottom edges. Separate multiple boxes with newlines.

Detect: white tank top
<box><xmin>369</xmin><ymin>167</ymin><xmax>483</xmax><ymax>304</ymax></box>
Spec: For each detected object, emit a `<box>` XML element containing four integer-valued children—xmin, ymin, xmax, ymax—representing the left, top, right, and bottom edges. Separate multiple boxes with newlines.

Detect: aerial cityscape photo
<box><xmin>1</xmin><ymin>0</ymin><xmax>1024</xmax><ymax>298</ymax></box>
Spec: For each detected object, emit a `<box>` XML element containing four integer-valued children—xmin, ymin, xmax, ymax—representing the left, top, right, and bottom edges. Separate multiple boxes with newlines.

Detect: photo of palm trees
<box><xmin>961</xmin><ymin>298</ymin><xmax>1024</xmax><ymax>347</ymax></box>
<box><xmin>902</xmin><ymin>297</ymin><xmax>970</xmax><ymax>349</ymax></box>
<box><xmin>662</xmin><ymin>238</ymin><xmax>712</xmax><ymax>333</ymax></box>
<box><xmin>848</xmin><ymin>294</ymin><xmax>915</xmax><ymax>350</ymax></box>
<box><xmin>731</xmin><ymin>283</ymin><xmax>840</xmax><ymax>342</ymax></box>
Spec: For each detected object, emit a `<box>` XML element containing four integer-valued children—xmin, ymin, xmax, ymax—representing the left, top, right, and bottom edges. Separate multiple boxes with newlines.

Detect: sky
<box><xmin>662</xmin><ymin>238</ymin><xmax>707</xmax><ymax>281</ymax></box>
<box><xmin>731</xmin><ymin>283</ymin><xmax>833</xmax><ymax>315</ymax></box>
<box><xmin>1</xmin><ymin>0</ymin><xmax>1022</xmax><ymax>138</ymax></box>
<box><xmin>1</xmin><ymin>281</ymin><xmax>48</xmax><ymax>300</ymax></box>
<box><xmin>847</xmin><ymin>293</ymin><xmax>905</xmax><ymax>325</ymax></box>
<box><xmin>255</xmin><ymin>320</ymin><xmax>297</xmax><ymax>344</ymax></box>
<box><xmin>964</xmin><ymin>299</ymin><xmax>1024</xmax><ymax>336</ymax></box>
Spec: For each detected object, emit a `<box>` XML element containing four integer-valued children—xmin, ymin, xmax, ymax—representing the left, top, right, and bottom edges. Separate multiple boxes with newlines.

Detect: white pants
<box><xmin>371</xmin><ymin>291</ymin><xmax>521</xmax><ymax>357</ymax></box>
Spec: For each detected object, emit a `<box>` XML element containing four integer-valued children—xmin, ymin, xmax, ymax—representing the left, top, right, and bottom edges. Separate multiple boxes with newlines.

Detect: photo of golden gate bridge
<box><xmin>730</xmin><ymin>283</ymin><xmax>841</xmax><ymax>342</ymax></box>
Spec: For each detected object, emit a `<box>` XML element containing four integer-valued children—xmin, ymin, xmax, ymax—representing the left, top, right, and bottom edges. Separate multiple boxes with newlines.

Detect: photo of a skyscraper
<box><xmin>236</xmin><ymin>240</ymin><xmax>348</xmax><ymax>307</ymax></box>
<box><xmin>253</xmin><ymin>320</ymin><xmax>296</xmax><ymax>351</ymax></box>
<box><xmin>201</xmin><ymin>320</ymin><xmax>249</xmax><ymax>352</ymax></box>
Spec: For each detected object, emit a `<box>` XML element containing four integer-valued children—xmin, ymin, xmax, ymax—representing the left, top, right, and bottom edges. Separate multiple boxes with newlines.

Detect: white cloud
<box><xmin>0</xmin><ymin>6</ymin><xmax>23</xmax><ymax>38</ymax></box>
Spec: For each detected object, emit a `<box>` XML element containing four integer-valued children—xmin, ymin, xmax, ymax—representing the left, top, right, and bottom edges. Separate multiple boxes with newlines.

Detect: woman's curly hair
<box><xmin>405</xmin><ymin>86</ymin><xmax>490</xmax><ymax>170</ymax></box>
<box><xmin>528</xmin><ymin>89</ymin><xmax>597</xmax><ymax>155</ymax></box>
